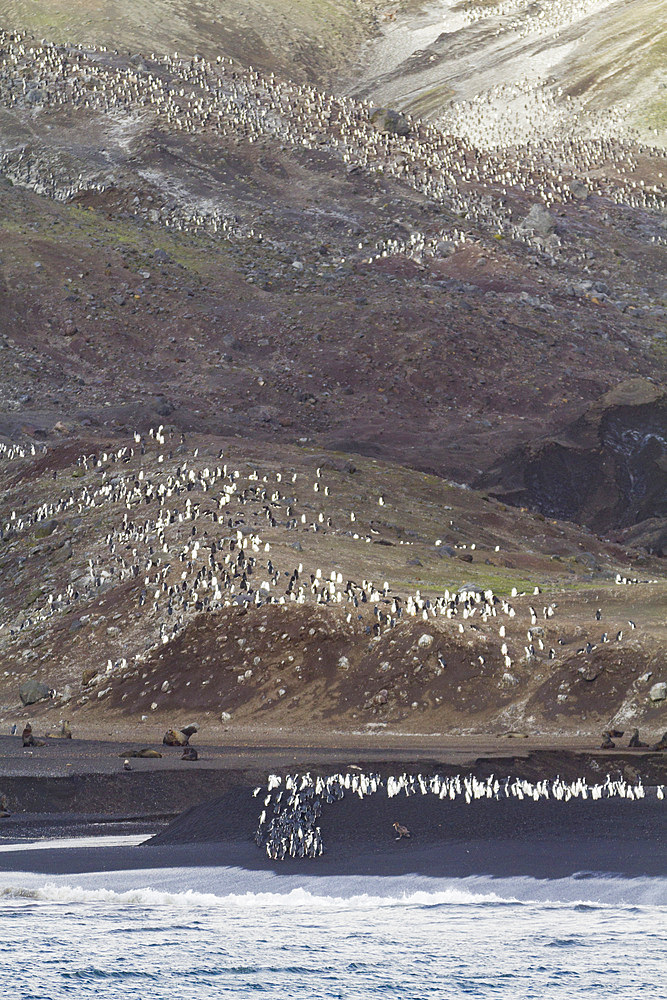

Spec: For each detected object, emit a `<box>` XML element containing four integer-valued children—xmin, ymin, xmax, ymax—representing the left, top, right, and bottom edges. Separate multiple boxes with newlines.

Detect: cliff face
<box><xmin>479</xmin><ymin>380</ymin><xmax>667</xmax><ymax>548</ymax></box>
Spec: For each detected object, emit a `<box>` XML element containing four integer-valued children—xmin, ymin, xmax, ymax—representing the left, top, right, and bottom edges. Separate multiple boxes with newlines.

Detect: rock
<box><xmin>373</xmin><ymin>689</ymin><xmax>389</xmax><ymax>705</ymax></box>
<box><xmin>649</xmin><ymin>682</ymin><xmax>667</xmax><ymax>702</ymax></box>
<box><xmin>82</xmin><ymin>668</ymin><xmax>98</xmax><ymax>686</ymax></box>
<box><xmin>458</xmin><ymin>583</ymin><xmax>484</xmax><ymax>596</ymax></box>
<box><xmin>19</xmin><ymin>679</ymin><xmax>52</xmax><ymax>706</ymax></box>
<box><xmin>163</xmin><ymin>728</ymin><xmax>186</xmax><ymax>746</ymax></box>
<box><xmin>181</xmin><ymin>747</ymin><xmax>199</xmax><ymax>761</ymax></box>
<box><xmin>34</xmin><ymin>519</ymin><xmax>58</xmax><ymax>539</ymax></box>
<box><xmin>568</xmin><ymin>180</ymin><xmax>589</xmax><ymax>200</ymax></box>
<box><xmin>220</xmin><ymin>711</ymin><xmax>232</xmax><ymax>722</ymax></box>
<box><xmin>520</xmin><ymin>203</ymin><xmax>556</xmax><ymax>236</ymax></box>
<box><xmin>338</xmin><ymin>655</ymin><xmax>350</xmax><ymax>670</ymax></box>
<box><xmin>457</xmin><ymin>552</ymin><xmax>473</xmax><ymax>563</ymax></box>
<box><xmin>477</xmin><ymin>378</ymin><xmax>666</xmax><ymax>531</ymax></box>
<box><xmin>369</xmin><ymin>107</ymin><xmax>411</xmax><ymax>137</ymax></box>
<box><xmin>579</xmin><ymin>664</ymin><xmax>601</xmax><ymax>682</ymax></box>
<box><xmin>153</xmin><ymin>248</ymin><xmax>170</xmax><ymax>263</ymax></box>
<box><xmin>417</xmin><ymin>634</ymin><xmax>434</xmax><ymax>648</ymax></box>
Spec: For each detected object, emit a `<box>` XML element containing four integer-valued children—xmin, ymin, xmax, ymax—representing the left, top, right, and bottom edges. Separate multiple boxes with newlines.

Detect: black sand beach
<box><xmin>0</xmin><ymin>735</ymin><xmax>664</xmax><ymax>880</ymax></box>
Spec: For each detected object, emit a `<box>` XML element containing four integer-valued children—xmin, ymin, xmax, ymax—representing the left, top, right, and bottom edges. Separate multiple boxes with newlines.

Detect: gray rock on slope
<box><xmin>369</xmin><ymin>107</ymin><xmax>411</xmax><ymax>137</ymax></box>
<box><xmin>19</xmin><ymin>680</ymin><xmax>52</xmax><ymax>706</ymax></box>
<box><xmin>649</xmin><ymin>682</ymin><xmax>666</xmax><ymax>702</ymax></box>
<box><xmin>521</xmin><ymin>203</ymin><xmax>556</xmax><ymax>236</ymax></box>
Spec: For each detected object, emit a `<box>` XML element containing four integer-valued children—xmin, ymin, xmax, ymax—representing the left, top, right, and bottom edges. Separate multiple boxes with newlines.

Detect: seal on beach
<box><xmin>163</xmin><ymin>728</ymin><xmax>186</xmax><ymax>747</ymax></box>
<box><xmin>393</xmin><ymin>821</ymin><xmax>411</xmax><ymax>840</ymax></box>
<box><xmin>628</xmin><ymin>729</ymin><xmax>648</xmax><ymax>748</ymax></box>
<box><xmin>600</xmin><ymin>731</ymin><xmax>616</xmax><ymax>749</ymax></box>
<box><xmin>119</xmin><ymin>748</ymin><xmax>163</xmax><ymax>758</ymax></box>
<box><xmin>651</xmin><ymin>731</ymin><xmax>667</xmax><ymax>751</ymax></box>
<box><xmin>22</xmin><ymin>723</ymin><xmax>46</xmax><ymax>748</ymax></box>
<box><xmin>179</xmin><ymin>723</ymin><xmax>199</xmax><ymax>745</ymax></box>
<box><xmin>181</xmin><ymin>746</ymin><xmax>198</xmax><ymax>761</ymax></box>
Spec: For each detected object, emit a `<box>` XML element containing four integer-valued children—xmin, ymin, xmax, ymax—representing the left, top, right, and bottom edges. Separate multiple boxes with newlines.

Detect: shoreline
<box><xmin>1</xmin><ymin>736</ymin><xmax>664</xmax><ymax>880</ymax></box>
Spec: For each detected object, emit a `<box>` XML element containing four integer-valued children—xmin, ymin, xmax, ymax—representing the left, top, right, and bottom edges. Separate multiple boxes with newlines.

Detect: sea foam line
<box><xmin>1</xmin><ymin>879</ymin><xmax>664</xmax><ymax>911</ymax></box>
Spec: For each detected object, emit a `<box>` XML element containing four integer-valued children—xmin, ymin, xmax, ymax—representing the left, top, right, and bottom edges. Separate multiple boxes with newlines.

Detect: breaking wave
<box><xmin>1</xmin><ymin>870</ymin><xmax>665</xmax><ymax>911</ymax></box>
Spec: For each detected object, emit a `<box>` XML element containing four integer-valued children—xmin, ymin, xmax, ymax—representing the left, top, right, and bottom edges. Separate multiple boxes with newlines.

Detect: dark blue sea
<box><xmin>0</xmin><ymin>835</ymin><xmax>665</xmax><ymax>998</ymax></box>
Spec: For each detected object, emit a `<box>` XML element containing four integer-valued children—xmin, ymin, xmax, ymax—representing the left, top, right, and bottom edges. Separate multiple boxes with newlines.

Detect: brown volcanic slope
<box><xmin>0</xmin><ymin>433</ymin><xmax>665</xmax><ymax>741</ymax></box>
<box><xmin>0</xmin><ymin>37</ymin><xmax>664</xmax><ymax>528</ymax></box>
<box><xmin>0</xmin><ymin>32</ymin><xmax>665</xmax><ymax>742</ymax></box>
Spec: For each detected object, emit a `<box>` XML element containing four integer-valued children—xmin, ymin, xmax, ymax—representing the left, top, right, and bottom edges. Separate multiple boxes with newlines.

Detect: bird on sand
<box><xmin>393</xmin><ymin>821</ymin><xmax>411</xmax><ymax>840</ymax></box>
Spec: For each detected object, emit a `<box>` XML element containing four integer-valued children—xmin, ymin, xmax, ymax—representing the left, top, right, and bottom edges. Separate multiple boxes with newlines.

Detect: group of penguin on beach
<box><xmin>254</xmin><ymin>769</ymin><xmax>666</xmax><ymax>860</ymax></box>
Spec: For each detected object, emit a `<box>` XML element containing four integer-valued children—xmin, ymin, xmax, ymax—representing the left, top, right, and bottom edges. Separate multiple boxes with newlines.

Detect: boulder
<box><xmin>33</xmin><ymin>519</ymin><xmax>58</xmax><ymax>539</ymax></box>
<box><xmin>520</xmin><ymin>203</ymin><xmax>556</xmax><ymax>236</ymax></box>
<box><xmin>19</xmin><ymin>679</ymin><xmax>52</xmax><ymax>706</ymax></box>
<box><xmin>649</xmin><ymin>682</ymin><xmax>667</xmax><ymax>702</ymax></box>
<box><xmin>369</xmin><ymin>107</ymin><xmax>411</xmax><ymax>137</ymax></box>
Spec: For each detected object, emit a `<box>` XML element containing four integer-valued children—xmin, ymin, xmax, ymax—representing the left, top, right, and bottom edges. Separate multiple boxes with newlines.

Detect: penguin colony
<box><xmin>0</xmin><ymin>428</ymin><xmax>657</xmax><ymax>704</ymax></box>
<box><xmin>0</xmin><ymin>29</ymin><xmax>664</xmax><ymax>267</ymax></box>
<box><xmin>255</xmin><ymin>769</ymin><xmax>666</xmax><ymax>859</ymax></box>
<box><xmin>462</xmin><ymin>0</ymin><xmax>619</xmax><ymax>40</ymax></box>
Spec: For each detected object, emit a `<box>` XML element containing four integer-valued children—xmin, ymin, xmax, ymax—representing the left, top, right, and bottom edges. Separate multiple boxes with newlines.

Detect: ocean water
<box><xmin>0</xmin><ymin>837</ymin><xmax>665</xmax><ymax>999</ymax></box>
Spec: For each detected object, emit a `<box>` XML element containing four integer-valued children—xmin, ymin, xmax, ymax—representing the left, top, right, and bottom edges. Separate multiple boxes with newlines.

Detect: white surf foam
<box><xmin>1</xmin><ymin>869</ymin><xmax>665</xmax><ymax>911</ymax></box>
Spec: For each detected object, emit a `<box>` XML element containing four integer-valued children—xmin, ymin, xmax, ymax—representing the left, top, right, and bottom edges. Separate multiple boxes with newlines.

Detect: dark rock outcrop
<box><xmin>478</xmin><ymin>379</ymin><xmax>667</xmax><ymax>534</ymax></box>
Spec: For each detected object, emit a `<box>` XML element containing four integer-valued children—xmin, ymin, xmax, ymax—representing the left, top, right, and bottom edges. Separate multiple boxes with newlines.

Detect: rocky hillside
<box><xmin>1</xmin><ymin>433</ymin><xmax>665</xmax><ymax>739</ymax></box>
<box><xmin>0</xmin><ymin>7</ymin><xmax>664</xmax><ymax>741</ymax></box>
